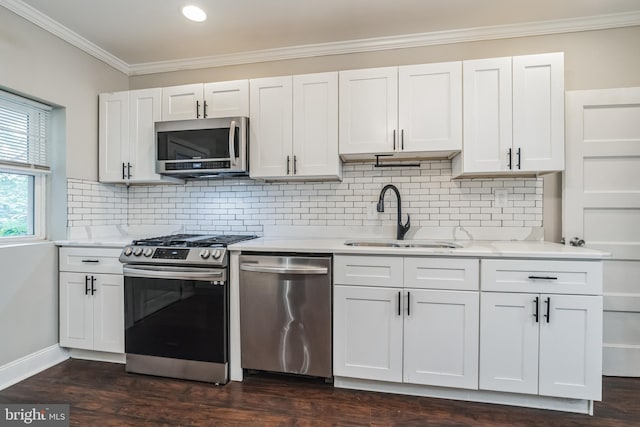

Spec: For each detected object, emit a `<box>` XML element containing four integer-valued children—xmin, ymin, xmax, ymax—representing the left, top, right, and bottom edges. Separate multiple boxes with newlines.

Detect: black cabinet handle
<box><xmin>407</xmin><ymin>291</ymin><xmax>411</xmax><ymax>316</ymax></box>
<box><xmin>393</xmin><ymin>129</ymin><xmax>396</xmax><ymax>150</ymax></box>
<box><xmin>196</xmin><ymin>100</ymin><xmax>200</xmax><ymax>118</ymax></box>
<box><xmin>81</xmin><ymin>259</ymin><xmax>99</xmax><ymax>263</ymax></box>
<box><xmin>507</xmin><ymin>148</ymin><xmax>512</xmax><ymax>170</ymax></box>
<box><xmin>401</xmin><ymin>129</ymin><xmax>404</xmax><ymax>150</ymax></box>
<box><xmin>516</xmin><ymin>147</ymin><xmax>522</xmax><ymax>170</ymax></box>
<box><xmin>528</xmin><ymin>276</ymin><xmax>558</xmax><ymax>280</ymax></box>
<box><xmin>544</xmin><ymin>297</ymin><xmax>551</xmax><ymax>323</ymax></box>
<box><xmin>286</xmin><ymin>155</ymin><xmax>290</xmax><ymax>175</ymax></box>
<box><xmin>533</xmin><ymin>296</ymin><xmax>539</xmax><ymax>323</ymax></box>
<box><xmin>127</xmin><ymin>162</ymin><xmax>132</xmax><ymax>179</ymax></box>
<box><xmin>91</xmin><ymin>276</ymin><xmax>96</xmax><ymax>296</ymax></box>
<box><xmin>84</xmin><ymin>275</ymin><xmax>90</xmax><ymax>295</ymax></box>
<box><xmin>293</xmin><ymin>155</ymin><xmax>297</xmax><ymax>175</ymax></box>
<box><xmin>203</xmin><ymin>100</ymin><xmax>208</xmax><ymax>118</ymax></box>
<box><xmin>397</xmin><ymin>291</ymin><xmax>401</xmax><ymax>316</ymax></box>
<box><xmin>122</xmin><ymin>162</ymin><xmax>126</xmax><ymax>180</ymax></box>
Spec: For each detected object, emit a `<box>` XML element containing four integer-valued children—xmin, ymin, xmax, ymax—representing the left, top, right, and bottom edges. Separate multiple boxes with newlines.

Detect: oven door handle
<box><xmin>123</xmin><ymin>266</ymin><xmax>225</xmax><ymax>281</ymax></box>
<box><xmin>239</xmin><ymin>264</ymin><xmax>328</xmax><ymax>275</ymax></box>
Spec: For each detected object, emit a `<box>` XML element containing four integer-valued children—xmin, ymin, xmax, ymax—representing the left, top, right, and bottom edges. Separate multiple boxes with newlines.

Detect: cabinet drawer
<box><xmin>334</xmin><ymin>255</ymin><xmax>403</xmax><ymax>287</ymax></box>
<box><xmin>481</xmin><ymin>259</ymin><xmax>602</xmax><ymax>295</ymax></box>
<box><xmin>59</xmin><ymin>247</ymin><xmax>123</xmax><ymax>274</ymax></box>
<box><xmin>404</xmin><ymin>257</ymin><xmax>479</xmax><ymax>290</ymax></box>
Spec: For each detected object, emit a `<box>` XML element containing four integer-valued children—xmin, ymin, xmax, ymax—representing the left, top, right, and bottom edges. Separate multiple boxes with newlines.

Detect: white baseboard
<box><xmin>0</xmin><ymin>344</ymin><xmax>69</xmax><ymax>391</ymax></box>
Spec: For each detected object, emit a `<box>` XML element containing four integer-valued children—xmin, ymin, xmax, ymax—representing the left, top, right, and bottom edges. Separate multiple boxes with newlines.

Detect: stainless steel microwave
<box><xmin>156</xmin><ymin>117</ymin><xmax>248</xmax><ymax>178</ymax></box>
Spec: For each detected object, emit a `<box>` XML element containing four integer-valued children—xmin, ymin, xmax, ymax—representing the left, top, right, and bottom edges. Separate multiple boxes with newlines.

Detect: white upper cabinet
<box><xmin>453</xmin><ymin>52</ymin><xmax>565</xmax><ymax>176</ymax></box>
<box><xmin>250</xmin><ymin>72</ymin><xmax>341</xmax><ymax>180</ymax></box>
<box><xmin>398</xmin><ymin>62</ymin><xmax>462</xmax><ymax>153</ymax></box>
<box><xmin>339</xmin><ymin>67</ymin><xmax>398</xmax><ymax>156</ymax></box>
<box><xmin>99</xmin><ymin>88</ymin><xmax>180</xmax><ymax>184</ymax></box>
<box><xmin>339</xmin><ymin>62</ymin><xmax>462</xmax><ymax>159</ymax></box>
<box><xmin>162</xmin><ymin>81</ymin><xmax>249</xmax><ymax>121</ymax></box>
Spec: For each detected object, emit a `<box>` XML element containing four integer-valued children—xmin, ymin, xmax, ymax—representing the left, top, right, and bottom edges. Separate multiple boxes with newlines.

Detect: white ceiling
<box><xmin>5</xmin><ymin>0</ymin><xmax>640</xmax><ymax>75</ymax></box>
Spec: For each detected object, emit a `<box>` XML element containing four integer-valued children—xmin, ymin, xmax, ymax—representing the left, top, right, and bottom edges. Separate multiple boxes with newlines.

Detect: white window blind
<box><xmin>0</xmin><ymin>90</ymin><xmax>51</xmax><ymax>171</ymax></box>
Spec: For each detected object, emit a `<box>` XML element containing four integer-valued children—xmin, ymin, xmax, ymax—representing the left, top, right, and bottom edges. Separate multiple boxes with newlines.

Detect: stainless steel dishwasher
<box><xmin>239</xmin><ymin>254</ymin><xmax>332</xmax><ymax>379</ymax></box>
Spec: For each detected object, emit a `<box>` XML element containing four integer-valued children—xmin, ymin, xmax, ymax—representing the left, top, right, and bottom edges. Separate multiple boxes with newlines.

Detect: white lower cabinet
<box><xmin>59</xmin><ymin>247</ymin><xmax>124</xmax><ymax>354</ymax></box>
<box><xmin>333</xmin><ymin>255</ymin><xmax>480</xmax><ymax>390</ymax></box>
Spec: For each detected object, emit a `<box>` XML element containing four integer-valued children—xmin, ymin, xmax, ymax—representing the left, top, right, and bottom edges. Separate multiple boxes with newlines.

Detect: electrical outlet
<box><xmin>366</xmin><ymin>202</ymin><xmax>379</xmax><ymax>220</ymax></box>
<box><xmin>494</xmin><ymin>188</ymin><xmax>508</xmax><ymax>208</ymax></box>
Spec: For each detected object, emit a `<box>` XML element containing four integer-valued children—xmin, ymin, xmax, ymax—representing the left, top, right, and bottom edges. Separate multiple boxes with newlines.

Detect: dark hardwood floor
<box><xmin>0</xmin><ymin>359</ymin><xmax>638</xmax><ymax>426</ymax></box>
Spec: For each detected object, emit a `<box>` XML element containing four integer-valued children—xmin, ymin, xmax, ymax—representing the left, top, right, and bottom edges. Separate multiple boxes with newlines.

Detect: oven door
<box><xmin>123</xmin><ymin>265</ymin><xmax>228</xmax><ymax>383</ymax></box>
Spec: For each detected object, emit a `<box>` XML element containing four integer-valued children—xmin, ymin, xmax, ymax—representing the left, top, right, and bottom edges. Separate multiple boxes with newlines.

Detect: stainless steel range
<box><xmin>119</xmin><ymin>233</ymin><xmax>256</xmax><ymax>384</ymax></box>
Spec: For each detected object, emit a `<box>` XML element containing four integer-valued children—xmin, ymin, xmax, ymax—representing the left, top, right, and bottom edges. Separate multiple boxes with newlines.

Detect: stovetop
<box><xmin>131</xmin><ymin>234</ymin><xmax>257</xmax><ymax>248</ymax></box>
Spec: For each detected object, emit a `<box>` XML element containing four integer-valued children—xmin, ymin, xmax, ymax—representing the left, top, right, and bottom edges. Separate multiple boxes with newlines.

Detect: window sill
<box><xmin>0</xmin><ymin>237</ymin><xmax>51</xmax><ymax>249</ymax></box>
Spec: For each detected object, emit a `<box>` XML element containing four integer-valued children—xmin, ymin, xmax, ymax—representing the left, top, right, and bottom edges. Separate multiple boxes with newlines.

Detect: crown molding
<box><xmin>0</xmin><ymin>0</ymin><xmax>129</xmax><ymax>74</ymax></box>
<box><xmin>2</xmin><ymin>0</ymin><xmax>639</xmax><ymax>77</ymax></box>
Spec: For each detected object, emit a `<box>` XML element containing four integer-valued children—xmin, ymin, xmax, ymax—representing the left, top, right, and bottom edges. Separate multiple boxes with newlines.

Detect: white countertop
<box><xmin>229</xmin><ymin>237</ymin><xmax>609</xmax><ymax>260</ymax></box>
<box><xmin>54</xmin><ymin>236</ymin><xmax>133</xmax><ymax>248</ymax></box>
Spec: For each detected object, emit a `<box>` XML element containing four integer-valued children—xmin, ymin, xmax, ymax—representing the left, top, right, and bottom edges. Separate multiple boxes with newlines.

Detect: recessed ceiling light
<box><xmin>182</xmin><ymin>5</ymin><xmax>207</xmax><ymax>22</ymax></box>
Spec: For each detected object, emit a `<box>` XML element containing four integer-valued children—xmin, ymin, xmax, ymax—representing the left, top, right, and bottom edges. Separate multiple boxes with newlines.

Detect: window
<box><xmin>0</xmin><ymin>90</ymin><xmax>50</xmax><ymax>240</ymax></box>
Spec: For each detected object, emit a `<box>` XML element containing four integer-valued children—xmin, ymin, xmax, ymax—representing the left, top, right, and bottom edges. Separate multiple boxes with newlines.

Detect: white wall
<box><xmin>0</xmin><ymin>242</ymin><xmax>57</xmax><ymax>366</ymax></box>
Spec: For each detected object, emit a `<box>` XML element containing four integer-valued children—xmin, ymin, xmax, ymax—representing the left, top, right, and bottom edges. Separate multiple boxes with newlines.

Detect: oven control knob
<box><xmin>143</xmin><ymin>248</ymin><xmax>153</xmax><ymax>257</ymax></box>
<box><xmin>199</xmin><ymin>249</ymin><xmax>211</xmax><ymax>259</ymax></box>
<box><xmin>123</xmin><ymin>247</ymin><xmax>133</xmax><ymax>256</ymax></box>
<box><xmin>212</xmin><ymin>249</ymin><xmax>222</xmax><ymax>260</ymax></box>
<box><xmin>133</xmin><ymin>247</ymin><xmax>143</xmax><ymax>256</ymax></box>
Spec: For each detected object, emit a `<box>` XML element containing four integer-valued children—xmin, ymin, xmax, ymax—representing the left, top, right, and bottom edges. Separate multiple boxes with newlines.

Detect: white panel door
<box><xmin>249</xmin><ymin>76</ymin><xmax>293</xmax><ymax>178</ymax></box>
<box><xmin>398</xmin><ymin>62</ymin><xmax>462</xmax><ymax>153</ymax></box>
<box><xmin>162</xmin><ymin>83</ymin><xmax>203</xmax><ymax>121</ymax></box>
<box><xmin>333</xmin><ymin>285</ymin><xmax>403</xmax><ymax>382</ymax></box>
<box><xmin>404</xmin><ymin>289</ymin><xmax>479</xmax><ymax>389</ymax></box>
<box><xmin>564</xmin><ymin>87</ymin><xmax>640</xmax><ymax>376</ymax></box>
<box><xmin>59</xmin><ymin>272</ymin><xmax>93</xmax><ymax>350</ymax></box>
<box><xmin>292</xmin><ymin>72</ymin><xmax>340</xmax><ymax>178</ymax></box>
<box><xmin>98</xmin><ymin>91</ymin><xmax>128</xmax><ymax>183</ymax></box>
<box><xmin>538</xmin><ymin>294</ymin><xmax>603</xmax><ymax>400</ymax></box>
<box><xmin>339</xmin><ymin>67</ymin><xmax>398</xmax><ymax>155</ymax></box>
<box><xmin>479</xmin><ymin>292</ymin><xmax>539</xmax><ymax>394</ymax></box>
<box><xmin>462</xmin><ymin>57</ymin><xmax>513</xmax><ymax>173</ymax></box>
<box><xmin>92</xmin><ymin>273</ymin><xmax>124</xmax><ymax>353</ymax></box>
<box><xmin>204</xmin><ymin>80</ymin><xmax>249</xmax><ymax>118</ymax></box>
<box><xmin>128</xmin><ymin>88</ymin><xmax>162</xmax><ymax>182</ymax></box>
<box><xmin>513</xmin><ymin>52</ymin><xmax>565</xmax><ymax>172</ymax></box>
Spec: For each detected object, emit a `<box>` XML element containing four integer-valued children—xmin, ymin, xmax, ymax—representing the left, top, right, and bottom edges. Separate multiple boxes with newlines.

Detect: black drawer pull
<box><xmin>544</xmin><ymin>297</ymin><xmax>551</xmax><ymax>323</ymax></box>
<box><xmin>82</xmin><ymin>259</ymin><xmax>100</xmax><ymax>263</ymax></box>
<box><xmin>528</xmin><ymin>275</ymin><xmax>557</xmax><ymax>280</ymax></box>
<box><xmin>533</xmin><ymin>296</ymin><xmax>539</xmax><ymax>323</ymax></box>
<box><xmin>397</xmin><ymin>291</ymin><xmax>401</xmax><ymax>316</ymax></box>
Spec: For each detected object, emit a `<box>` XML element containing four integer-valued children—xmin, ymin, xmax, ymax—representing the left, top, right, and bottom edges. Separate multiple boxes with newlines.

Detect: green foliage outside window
<box><xmin>0</xmin><ymin>172</ymin><xmax>30</xmax><ymax>236</ymax></box>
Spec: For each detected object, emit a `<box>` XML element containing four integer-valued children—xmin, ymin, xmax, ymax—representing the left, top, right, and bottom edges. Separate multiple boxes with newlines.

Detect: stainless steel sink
<box><xmin>344</xmin><ymin>240</ymin><xmax>462</xmax><ymax>249</ymax></box>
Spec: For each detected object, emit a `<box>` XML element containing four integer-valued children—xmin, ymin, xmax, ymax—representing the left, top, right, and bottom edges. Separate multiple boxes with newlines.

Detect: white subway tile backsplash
<box><xmin>67</xmin><ymin>161</ymin><xmax>543</xmax><ymax>235</ymax></box>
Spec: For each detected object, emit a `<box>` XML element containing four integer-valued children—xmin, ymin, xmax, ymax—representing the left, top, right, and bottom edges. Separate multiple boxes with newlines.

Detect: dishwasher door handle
<box><xmin>239</xmin><ymin>264</ymin><xmax>328</xmax><ymax>275</ymax></box>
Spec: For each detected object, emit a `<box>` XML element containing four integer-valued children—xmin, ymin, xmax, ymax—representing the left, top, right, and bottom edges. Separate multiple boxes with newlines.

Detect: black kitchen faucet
<box><xmin>377</xmin><ymin>184</ymin><xmax>410</xmax><ymax>240</ymax></box>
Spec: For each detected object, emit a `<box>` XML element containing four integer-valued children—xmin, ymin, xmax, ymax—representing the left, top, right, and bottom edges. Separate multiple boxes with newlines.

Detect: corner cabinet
<box><xmin>479</xmin><ymin>259</ymin><xmax>603</xmax><ymax>401</ymax></box>
<box><xmin>249</xmin><ymin>72</ymin><xmax>341</xmax><ymax>181</ymax></box>
<box><xmin>161</xmin><ymin>80</ymin><xmax>249</xmax><ymax>121</ymax></box>
<box><xmin>452</xmin><ymin>52</ymin><xmax>565</xmax><ymax>176</ymax></box>
<box><xmin>59</xmin><ymin>247</ymin><xmax>124</xmax><ymax>354</ymax></box>
<box><xmin>99</xmin><ymin>89</ymin><xmax>181</xmax><ymax>184</ymax></box>
<box><xmin>333</xmin><ymin>255</ymin><xmax>480</xmax><ymax>390</ymax></box>
<box><xmin>338</xmin><ymin>62</ymin><xmax>462</xmax><ymax>160</ymax></box>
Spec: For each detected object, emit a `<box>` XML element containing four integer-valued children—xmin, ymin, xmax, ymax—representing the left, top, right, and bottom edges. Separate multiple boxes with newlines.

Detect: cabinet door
<box><xmin>462</xmin><ymin>57</ymin><xmax>513</xmax><ymax>173</ymax></box>
<box><xmin>249</xmin><ymin>76</ymin><xmax>293</xmax><ymax>178</ymax></box>
<box><xmin>98</xmin><ymin>91</ymin><xmax>129</xmax><ymax>183</ymax></box>
<box><xmin>92</xmin><ymin>273</ymin><xmax>124</xmax><ymax>353</ymax></box>
<box><xmin>513</xmin><ymin>52</ymin><xmax>565</xmax><ymax>172</ymax></box>
<box><xmin>59</xmin><ymin>272</ymin><xmax>94</xmax><ymax>350</ymax></box>
<box><xmin>292</xmin><ymin>72</ymin><xmax>340</xmax><ymax>179</ymax></box>
<box><xmin>333</xmin><ymin>285</ymin><xmax>403</xmax><ymax>382</ymax></box>
<box><xmin>398</xmin><ymin>62</ymin><xmax>462</xmax><ymax>153</ymax></box>
<box><xmin>339</xmin><ymin>67</ymin><xmax>398</xmax><ymax>155</ymax></box>
<box><xmin>204</xmin><ymin>80</ymin><xmax>249</xmax><ymax>118</ymax></box>
<box><xmin>539</xmin><ymin>294</ymin><xmax>603</xmax><ymax>400</ymax></box>
<box><xmin>479</xmin><ymin>292</ymin><xmax>539</xmax><ymax>394</ymax></box>
<box><xmin>128</xmin><ymin>88</ymin><xmax>162</xmax><ymax>182</ymax></box>
<box><xmin>162</xmin><ymin>84</ymin><xmax>203</xmax><ymax>121</ymax></box>
<box><xmin>404</xmin><ymin>289</ymin><xmax>479</xmax><ymax>389</ymax></box>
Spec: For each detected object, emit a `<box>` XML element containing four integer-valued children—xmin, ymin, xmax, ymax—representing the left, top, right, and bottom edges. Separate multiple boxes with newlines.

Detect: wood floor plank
<box><xmin>1</xmin><ymin>360</ymin><xmax>639</xmax><ymax>426</ymax></box>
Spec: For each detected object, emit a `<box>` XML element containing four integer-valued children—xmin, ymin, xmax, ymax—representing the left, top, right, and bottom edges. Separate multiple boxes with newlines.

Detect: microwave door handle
<box><xmin>229</xmin><ymin>120</ymin><xmax>237</xmax><ymax>167</ymax></box>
